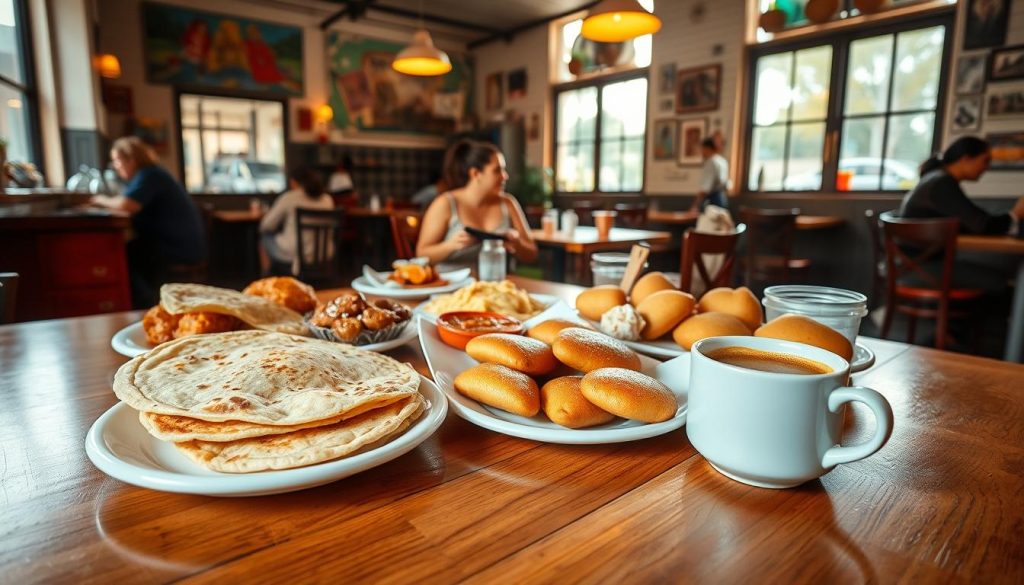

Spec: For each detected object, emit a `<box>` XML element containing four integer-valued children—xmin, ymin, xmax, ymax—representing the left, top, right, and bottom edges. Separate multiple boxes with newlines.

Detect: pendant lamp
<box><xmin>392</xmin><ymin>29</ymin><xmax>452</xmax><ymax>76</ymax></box>
<box><xmin>581</xmin><ymin>0</ymin><xmax>661</xmax><ymax>43</ymax></box>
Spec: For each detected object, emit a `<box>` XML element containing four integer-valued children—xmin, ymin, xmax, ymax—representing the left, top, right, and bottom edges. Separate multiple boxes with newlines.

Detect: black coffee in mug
<box><xmin>706</xmin><ymin>346</ymin><xmax>832</xmax><ymax>375</ymax></box>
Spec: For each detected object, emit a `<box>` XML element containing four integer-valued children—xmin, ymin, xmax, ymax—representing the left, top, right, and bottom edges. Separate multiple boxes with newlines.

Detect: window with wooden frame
<box><xmin>1</xmin><ymin>0</ymin><xmax>41</xmax><ymax>167</ymax></box>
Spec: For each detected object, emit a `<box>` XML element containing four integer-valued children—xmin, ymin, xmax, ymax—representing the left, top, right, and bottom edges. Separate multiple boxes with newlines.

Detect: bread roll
<box><xmin>697</xmin><ymin>287</ymin><xmax>763</xmax><ymax>331</ymax></box>
<box><xmin>672</xmin><ymin>311</ymin><xmax>751</xmax><ymax>350</ymax></box>
<box><xmin>454</xmin><ymin>364</ymin><xmax>540</xmax><ymax>417</ymax></box>
<box><xmin>755</xmin><ymin>314</ymin><xmax>854</xmax><ymax>362</ymax></box>
<box><xmin>552</xmin><ymin>328</ymin><xmax>641</xmax><ymax>372</ymax></box>
<box><xmin>541</xmin><ymin>376</ymin><xmax>616</xmax><ymax>429</ymax></box>
<box><xmin>527</xmin><ymin>318</ymin><xmax>592</xmax><ymax>346</ymax></box>
<box><xmin>576</xmin><ymin>285</ymin><xmax>627</xmax><ymax>321</ymax></box>
<box><xmin>580</xmin><ymin>368</ymin><xmax>677</xmax><ymax>423</ymax></box>
<box><xmin>636</xmin><ymin>290</ymin><xmax>696</xmax><ymax>340</ymax></box>
<box><xmin>630</xmin><ymin>272</ymin><xmax>675</xmax><ymax>305</ymax></box>
<box><xmin>466</xmin><ymin>333</ymin><xmax>559</xmax><ymax>376</ymax></box>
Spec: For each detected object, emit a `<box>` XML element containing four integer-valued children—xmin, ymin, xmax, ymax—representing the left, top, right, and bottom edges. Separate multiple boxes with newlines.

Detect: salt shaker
<box><xmin>561</xmin><ymin>209</ymin><xmax>578</xmax><ymax>238</ymax></box>
<box><xmin>478</xmin><ymin>239</ymin><xmax>507</xmax><ymax>282</ymax></box>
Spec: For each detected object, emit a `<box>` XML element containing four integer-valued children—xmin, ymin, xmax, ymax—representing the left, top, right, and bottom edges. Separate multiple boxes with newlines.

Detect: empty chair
<box><xmin>878</xmin><ymin>211</ymin><xmax>984</xmax><ymax>350</ymax></box>
<box><xmin>738</xmin><ymin>207</ymin><xmax>811</xmax><ymax>294</ymax></box>
<box><xmin>613</xmin><ymin>203</ymin><xmax>648</xmax><ymax>228</ymax></box>
<box><xmin>678</xmin><ymin>224</ymin><xmax>746</xmax><ymax>298</ymax></box>
<box><xmin>390</xmin><ymin>210</ymin><xmax>423</xmax><ymax>260</ymax></box>
<box><xmin>0</xmin><ymin>272</ymin><xmax>19</xmax><ymax>324</ymax></box>
<box><xmin>295</xmin><ymin>208</ymin><xmax>348</xmax><ymax>285</ymax></box>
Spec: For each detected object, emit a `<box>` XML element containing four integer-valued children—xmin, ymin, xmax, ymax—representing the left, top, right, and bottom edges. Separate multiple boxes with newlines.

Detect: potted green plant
<box><xmin>507</xmin><ymin>165</ymin><xmax>553</xmax><ymax>209</ymax></box>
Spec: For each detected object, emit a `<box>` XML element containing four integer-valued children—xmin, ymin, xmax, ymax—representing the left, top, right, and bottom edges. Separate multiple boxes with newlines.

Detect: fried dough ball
<box><xmin>373</xmin><ymin>299</ymin><xmax>412</xmax><ymax>321</ymax></box>
<box><xmin>142</xmin><ymin>304</ymin><xmax>181</xmax><ymax>345</ymax></box>
<box><xmin>173</xmin><ymin>312</ymin><xmax>241</xmax><ymax>339</ymax></box>
<box><xmin>331</xmin><ymin>317</ymin><xmax>363</xmax><ymax>342</ymax></box>
<box><xmin>242</xmin><ymin>276</ymin><xmax>318</xmax><ymax>314</ymax></box>
<box><xmin>310</xmin><ymin>303</ymin><xmax>335</xmax><ymax>327</ymax></box>
<box><xmin>332</xmin><ymin>294</ymin><xmax>369</xmax><ymax>318</ymax></box>
<box><xmin>361</xmin><ymin>306</ymin><xmax>396</xmax><ymax>331</ymax></box>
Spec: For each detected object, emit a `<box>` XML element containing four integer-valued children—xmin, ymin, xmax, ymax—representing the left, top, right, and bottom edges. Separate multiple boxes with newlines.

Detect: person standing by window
<box><xmin>90</xmin><ymin>137</ymin><xmax>206</xmax><ymax>308</ymax></box>
<box><xmin>691</xmin><ymin>137</ymin><xmax>729</xmax><ymax>212</ymax></box>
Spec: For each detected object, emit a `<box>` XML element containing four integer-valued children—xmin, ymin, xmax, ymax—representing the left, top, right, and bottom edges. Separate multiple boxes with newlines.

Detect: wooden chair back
<box><xmin>678</xmin><ymin>224</ymin><xmax>746</xmax><ymax>296</ymax></box>
<box><xmin>295</xmin><ymin>208</ymin><xmax>347</xmax><ymax>284</ymax></box>
<box><xmin>613</xmin><ymin>203</ymin><xmax>648</xmax><ymax>228</ymax></box>
<box><xmin>0</xmin><ymin>272</ymin><xmax>19</xmax><ymax>324</ymax></box>
<box><xmin>738</xmin><ymin>206</ymin><xmax>801</xmax><ymax>287</ymax></box>
<box><xmin>390</xmin><ymin>210</ymin><xmax>423</xmax><ymax>260</ymax></box>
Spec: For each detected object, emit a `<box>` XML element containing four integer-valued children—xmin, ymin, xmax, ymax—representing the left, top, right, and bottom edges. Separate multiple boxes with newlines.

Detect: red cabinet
<box><xmin>0</xmin><ymin>215</ymin><xmax>132</xmax><ymax>321</ymax></box>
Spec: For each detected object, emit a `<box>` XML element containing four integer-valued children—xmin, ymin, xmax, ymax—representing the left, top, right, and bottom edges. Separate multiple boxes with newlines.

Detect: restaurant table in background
<box><xmin>957</xmin><ymin>233</ymin><xmax>1024</xmax><ymax>362</ymax></box>
<box><xmin>212</xmin><ymin>209</ymin><xmax>263</xmax><ymax>280</ymax></box>
<box><xmin>1</xmin><ymin>276</ymin><xmax>1023</xmax><ymax>582</ymax></box>
<box><xmin>646</xmin><ymin>209</ymin><xmax>844</xmax><ymax>231</ymax></box>
<box><xmin>530</xmin><ymin>226</ymin><xmax>672</xmax><ymax>283</ymax></box>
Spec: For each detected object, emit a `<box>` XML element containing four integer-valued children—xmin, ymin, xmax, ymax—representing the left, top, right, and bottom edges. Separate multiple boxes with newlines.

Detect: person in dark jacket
<box><xmin>900</xmin><ymin>136</ymin><xmax>1024</xmax><ymax>235</ymax></box>
<box><xmin>90</xmin><ymin>137</ymin><xmax>206</xmax><ymax>308</ymax></box>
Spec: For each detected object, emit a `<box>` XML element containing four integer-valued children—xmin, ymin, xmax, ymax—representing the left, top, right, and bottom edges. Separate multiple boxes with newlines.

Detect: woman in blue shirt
<box><xmin>91</xmin><ymin>137</ymin><xmax>206</xmax><ymax>308</ymax></box>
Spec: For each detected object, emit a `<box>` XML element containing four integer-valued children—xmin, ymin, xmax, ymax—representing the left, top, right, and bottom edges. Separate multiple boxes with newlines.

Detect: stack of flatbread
<box><xmin>113</xmin><ymin>330</ymin><xmax>425</xmax><ymax>473</ymax></box>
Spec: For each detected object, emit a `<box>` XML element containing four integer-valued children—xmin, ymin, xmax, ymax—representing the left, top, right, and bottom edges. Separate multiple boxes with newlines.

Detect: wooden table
<box><xmin>958</xmin><ymin>233</ymin><xmax>1024</xmax><ymax>362</ymax></box>
<box><xmin>646</xmin><ymin>209</ymin><xmax>844</xmax><ymax>231</ymax></box>
<box><xmin>530</xmin><ymin>226</ymin><xmax>671</xmax><ymax>283</ymax></box>
<box><xmin>212</xmin><ymin>209</ymin><xmax>262</xmax><ymax>223</ymax></box>
<box><xmin>3</xmin><ymin>276</ymin><xmax>1023</xmax><ymax>582</ymax></box>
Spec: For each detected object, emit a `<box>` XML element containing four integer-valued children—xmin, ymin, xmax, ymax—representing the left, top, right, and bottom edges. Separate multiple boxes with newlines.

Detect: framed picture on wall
<box><xmin>963</xmin><ymin>0</ymin><xmax>1009</xmax><ymax>51</ymax></box>
<box><xmin>676</xmin><ymin>64</ymin><xmax>721</xmax><ymax>114</ymax></box>
<box><xmin>987</xmin><ymin>83</ymin><xmax>1024</xmax><ymax>118</ymax></box>
<box><xmin>653</xmin><ymin>119</ymin><xmax>678</xmax><ymax>160</ymax></box>
<box><xmin>989</xmin><ymin>45</ymin><xmax>1024</xmax><ymax>82</ymax></box>
<box><xmin>955</xmin><ymin>54</ymin><xmax>987</xmax><ymax>95</ymax></box>
<box><xmin>951</xmin><ymin>96</ymin><xmax>982</xmax><ymax>133</ymax></box>
<box><xmin>677</xmin><ymin>118</ymin><xmax>708</xmax><ymax>166</ymax></box>
<box><xmin>987</xmin><ymin>132</ymin><xmax>1024</xmax><ymax>170</ymax></box>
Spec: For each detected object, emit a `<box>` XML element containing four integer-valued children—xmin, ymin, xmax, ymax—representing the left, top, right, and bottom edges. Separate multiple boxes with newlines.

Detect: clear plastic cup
<box><xmin>762</xmin><ymin>285</ymin><xmax>868</xmax><ymax>347</ymax></box>
<box><xmin>591</xmin><ymin>251</ymin><xmax>635</xmax><ymax>286</ymax></box>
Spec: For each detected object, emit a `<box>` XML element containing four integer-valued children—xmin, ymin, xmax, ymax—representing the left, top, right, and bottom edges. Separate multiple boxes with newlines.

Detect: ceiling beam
<box><xmin>467</xmin><ymin>1</ymin><xmax>600</xmax><ymax>50</ymax></box>
<box><xmin>321</xmin><ymin>0</ymin><xmax>501</xmax><ymax>35</ymax></box>
<box><xmin>320</xmin><ymin>0</ymin><xmax>377</xmax><ymax>30</ymax></box>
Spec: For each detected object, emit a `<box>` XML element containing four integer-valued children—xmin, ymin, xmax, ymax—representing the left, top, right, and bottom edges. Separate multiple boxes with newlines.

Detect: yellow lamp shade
<box><xmin>392</xmin><ymin>29</ymin><xmax>452</xmax><ymax>76</ymax></box>
<box><xmin>95</xmin><ymin>54</ymin><xmax>122</xmax><ymax>79</ymax></box>
<box><xmin>581</xmin><ymin>0</ymin><xmax>661</xmax><ymax>43</ymax></box>
<box><xmin>316</xmin><ymin>104</ymin><xmax>334</xmax><ymax>123</ymax></box>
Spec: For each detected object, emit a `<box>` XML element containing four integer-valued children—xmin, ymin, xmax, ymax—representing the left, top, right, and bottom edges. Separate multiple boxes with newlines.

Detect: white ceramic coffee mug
<box><xmin>687</xmin><ymin>336</ymin><xmax>893</xmax><ymax>489</ymax></box>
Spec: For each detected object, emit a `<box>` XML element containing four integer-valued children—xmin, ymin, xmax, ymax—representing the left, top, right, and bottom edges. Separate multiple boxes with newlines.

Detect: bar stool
<box><xmin>878</xmin><ymin>211</ymin><xmax>984</xmax><ymax>350</ymax></box>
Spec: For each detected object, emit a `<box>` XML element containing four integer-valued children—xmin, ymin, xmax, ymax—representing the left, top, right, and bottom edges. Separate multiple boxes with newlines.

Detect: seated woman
<box><xmin>90</xmin><ymin>137</ymin><xmax>206</xmax><ymax>308</ymax></box>
<box><xmin>899</xmin><ymin>136</ymin><xmax>1024</xmax><ymax>292</ymax></box>
<box><xmin>416</xmin><ymin>140</ymin><xmax>538</xmax><ymax>271</ymax></box>
<box><xmin>901</xmin><ymin>136</ymin><xmax>1024</xmax><ymax>234</ymax></box>
<box><xmin>259</xmin><ymin>167</ymin><xmax>334</xmax><ymax>275</ymax></box>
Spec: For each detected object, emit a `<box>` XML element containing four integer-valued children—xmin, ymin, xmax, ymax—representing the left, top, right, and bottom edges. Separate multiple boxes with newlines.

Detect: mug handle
<box><xmin>820</xmin><ymin>386</ymin><xmax>894</xmax><ymax>469</ymax></box>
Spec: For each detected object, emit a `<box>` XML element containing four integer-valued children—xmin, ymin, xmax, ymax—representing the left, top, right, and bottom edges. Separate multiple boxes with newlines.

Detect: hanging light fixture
<box><xmin>94</xmin><ymin>53</ymin><xmax>122</xmax><ymax>79</ymax></box>
<box><xmin>392</xmin><ymin>0</ymin><xmax>451</xmax><ymax>76</ymax></box>
<box><xmin>581</xmin><ymin>0</ymin><xmax>661</xmax><ymax>43</ymax></box>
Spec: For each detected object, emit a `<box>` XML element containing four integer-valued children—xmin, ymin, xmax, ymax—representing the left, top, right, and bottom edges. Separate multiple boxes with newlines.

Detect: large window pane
<box><xmin>754</xmin><ymin>53</ymin><xmax>793</xmax><ymax>126</ymax></box>
<box><xmin>0</xmin><ymin>84</ymin><xmax>30</xmax><ymax>161</ymax></box>
<box><xmin>891</xmin><ymin>26</ymin><xmax>944</xmax><ymax>112</ymax></box>
<box><xmin>750</xmin><ymin>126</ymin><xmax>787</xmax><ymax>191</ymax></box>
<box><xmin>784</xmin><ymin>122</ymin><xmax>826</xmax><ymax>191</ymax></box>
<box><xmin>0</xmin><ymin>0</ymin><xmax>25</xmax><ymax>84</ymax></box>
<box><xmin>792</xmin><ymin>46</ymin><xmax>832</xmax><ymax>121</ymax></box>
<box><xmin>840</xmin><ymin>117</ymin><xmax>885</xmax><ymax>190</ymax></box>
<box><xmin>601</xmin><ymin>78</ymin><xmax>647</xmax><ymax>138</ymax></box>
<box><xmin>556</xmin><ymin>143</ymin><xmax>594</xmax><ymax>192</ymax></box>
<box><xmin>845</xmin><ymin>35</ymin><xmax>894</xmax><ymax>116</ymax></box>
<box><xmin>884</xmin><ymin>113</ymin><xmax>934</xmax><ymax>190</ymax></box>
<box><xmin>557</xmin><ymin>87</ymin><xmax>597</xmax><ymax>142</ymax></box>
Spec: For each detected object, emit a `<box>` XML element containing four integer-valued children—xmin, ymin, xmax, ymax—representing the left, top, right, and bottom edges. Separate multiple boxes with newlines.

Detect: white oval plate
<box><xmin>351</xmin><ymin>276</ymin><xmax>475</xmax><ymax>300</ymax></box>
<box><xmin>84</xmin><ymin>376</ymin><xmax>447</xmax><ymax>497</ymax></box>
<box><xmin>418</xmin><ymin>304</ymin><xmax>688</xmax><ymax>444</ymax></box>
<box><xmin>111</xmin><ymin>319</ymin><xmax>420</xmax><ymax>359</ymax></box>
<box><xmin>581</xmin><ymin>318</ymin><xmax>875</xmax><ymax>372</ymax></box>
<box><xmin>414</xmin><ymin>293</ymin><xmax>563</xmax><ymax>328</ymax></box>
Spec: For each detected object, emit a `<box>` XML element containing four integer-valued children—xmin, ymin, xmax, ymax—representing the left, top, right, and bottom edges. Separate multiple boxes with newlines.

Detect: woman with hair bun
<box><xmin>416</xmin><ymin>139</ymin><xmax>537</xmax><ymax>269</ymax></box>
<box><xmin>901</xmin><ymin>136</ymin><xmax>1024</xmax><ymax>235</ymax></box>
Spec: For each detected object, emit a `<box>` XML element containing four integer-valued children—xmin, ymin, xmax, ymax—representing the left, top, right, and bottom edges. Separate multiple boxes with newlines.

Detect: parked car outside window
<box><xmin>205</xmin><ymin>156</ymin><xmax>286</xmax><ymax>193</ymax></box>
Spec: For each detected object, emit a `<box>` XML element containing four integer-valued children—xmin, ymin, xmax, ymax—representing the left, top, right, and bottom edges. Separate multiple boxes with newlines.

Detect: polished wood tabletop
<box><xmin>2</xmin><ymin>276</ymin><xmax>1023</xmax><ymax>582</ymax></box>
<box><xmin>212</xmin><ymin>209</ymin><xmax>263</xmax><ymax>223</ymax></box>
<box><xmin>646</xmin><ymin>209</ymin><xmax>844</xmax><ymax>230</ymax></box>
<box><xmin>529</xmin><ymin>225</ymin><xmax>671</xmax><ymax>254</ymax></box>
<box><xmin>957</xmin><ymin>233</ymin><xmax>1024</xmax><ymax>362</ymax></box>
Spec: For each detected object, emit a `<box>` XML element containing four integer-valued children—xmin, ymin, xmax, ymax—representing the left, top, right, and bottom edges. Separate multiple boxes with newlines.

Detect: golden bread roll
<box><xmin>755</xmin><ymin>314</ymin><xmax>854</xmax><ymax>362</ymax></box>
<box><xmin>466</xmin><ymin>333</ymin><xmax>559</xmax><ymax>376</ymax></box>
<box><xmin>697</xmin><ymin>287</ymin><xmax>763</xmax><ymax>331</ymax></box>
<box><xmin>580</xmin><ymin>368</ymin><xmax>677</xmax><ymax>423</ymax></box>
<box><xmin>552</xmin><ymin>327</ymin><xmax>642</xmax><ymax>372</ymax></box>
<box><xmin>576</xmin><ymin>285</ymin><xmax>628</xmax><ymax>321</ymax></box>
<box><xmin>630</xmin><ymin>272</ymin><xmax>676</xmax><ymax>305</ymax></box>
<box><xmin>636</xmin><ymin>290</ymin><xmax>696</xmax><ymax>340</ymax></box>
<box><xmin>541</xmin><ymin>376</ymin><xmax>616</xmax><ymax>429</ymax></box>
<box><xmin>527</xmin><ymin>318</ymin><xmax>592</xmax><ymax>345</ymax></box>
<box><xmin>454</xmin><ymin>363</ymin><xmax>540</xmax><ymax>417</ymax></box>
<box><xmin>672</xmin><ymin>311</ymin><xmax>751</xmax><ymax>350</ymax></box>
